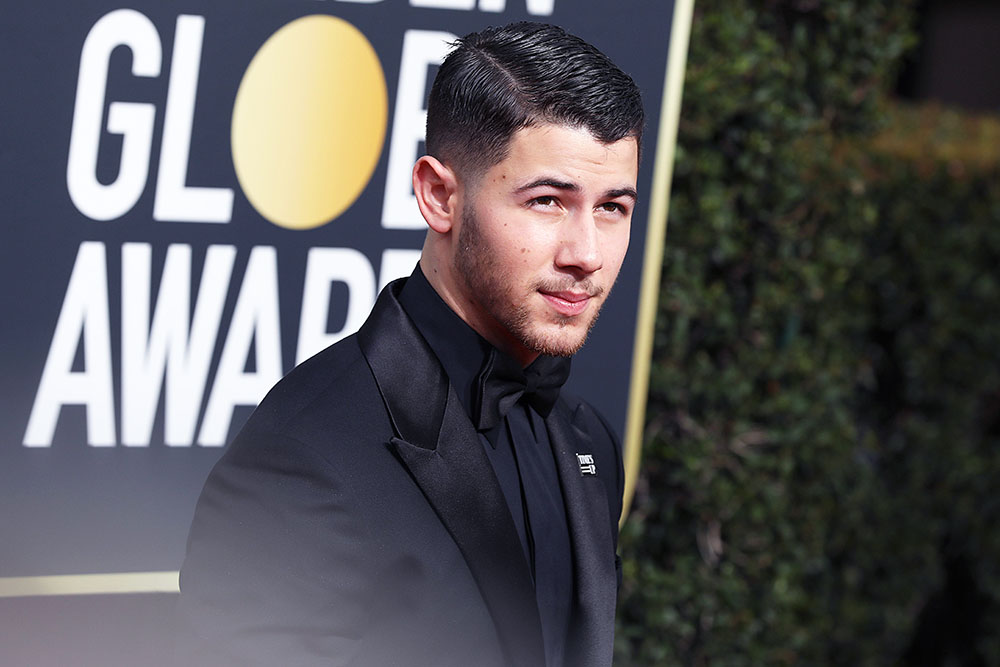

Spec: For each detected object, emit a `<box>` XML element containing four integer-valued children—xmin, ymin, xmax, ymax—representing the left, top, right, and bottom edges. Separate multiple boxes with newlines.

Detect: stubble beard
<box><xmin>454</xmin><ymin>204</ymin><xmax>606</xmax><ymax>358</ymax></box>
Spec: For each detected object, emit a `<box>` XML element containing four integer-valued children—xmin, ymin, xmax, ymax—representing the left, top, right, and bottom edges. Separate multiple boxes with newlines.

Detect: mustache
<box><xmin>533</xmin><ymin>278</ymin><xmax>604</xmax><ymax>299</ymax></box>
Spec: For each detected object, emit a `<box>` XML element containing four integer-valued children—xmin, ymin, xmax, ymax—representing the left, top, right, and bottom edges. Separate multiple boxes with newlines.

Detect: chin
<box><xmin>521</xmin><ymin>322</ymin><xmax>593</xmax><ymax>359</ymax></box>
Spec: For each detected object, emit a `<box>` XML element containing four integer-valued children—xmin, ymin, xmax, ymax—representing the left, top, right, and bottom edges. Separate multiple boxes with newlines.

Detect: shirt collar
<box><xmin>398</xmin><ymin>264</ymin><xmax>493</xmax><ymax>420</ymax></box>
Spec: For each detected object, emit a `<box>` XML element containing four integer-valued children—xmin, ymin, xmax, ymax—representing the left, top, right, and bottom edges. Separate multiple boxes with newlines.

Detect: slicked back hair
<box><xmin>425</xmin><ymin>22</ymin><xmax>645</xmax><ymax>181</ymax></box>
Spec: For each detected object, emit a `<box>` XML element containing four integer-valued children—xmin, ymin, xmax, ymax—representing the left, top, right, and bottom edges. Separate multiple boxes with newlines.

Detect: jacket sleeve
<box><xmin>175</xmin><ymin>432</ymin><xmax>372</xmax><ymax>667</ymax></box>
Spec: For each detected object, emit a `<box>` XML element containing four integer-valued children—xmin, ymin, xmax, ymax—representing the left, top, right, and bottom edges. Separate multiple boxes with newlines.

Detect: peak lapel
<box><xmin>358</xmin><ymin>281</ymin><xmax>545</xmax><ymax>667</ymax></box>
<box><xmin>547</xmin><ymin>402</ymin><xmax>617</xmax><ymax>667</ymax></box>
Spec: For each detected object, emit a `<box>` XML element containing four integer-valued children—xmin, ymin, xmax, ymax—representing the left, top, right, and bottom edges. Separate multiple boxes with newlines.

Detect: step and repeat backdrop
<box><xmin>1</xmin><ymin>0</ymin><xmax>682</xmax><ymax>663</ymax></box>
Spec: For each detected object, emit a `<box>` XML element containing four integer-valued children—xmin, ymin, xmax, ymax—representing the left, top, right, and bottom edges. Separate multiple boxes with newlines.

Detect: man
<box><xmin>177</xmin><ymin>21</ymin><xmax>644</xmax><ymax>667</ymax></box>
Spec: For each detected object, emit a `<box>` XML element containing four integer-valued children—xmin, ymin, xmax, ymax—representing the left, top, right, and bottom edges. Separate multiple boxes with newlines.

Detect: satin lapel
<box><xmin>357</xmin><ymin>281</ymin><xmax>545</xmax><ymax>667</ymax></box>
<box><xmin>547</xmin><ymin>402</ymin><xmax>617</xmax><ymax>667</ymax></box>
<box><xmin>357</xmin><ymin>281</ymin><xmax>446</xmax><ymax>446</ymax></box>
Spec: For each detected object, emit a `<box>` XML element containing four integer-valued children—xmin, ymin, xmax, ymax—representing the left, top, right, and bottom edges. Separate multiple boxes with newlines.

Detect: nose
<box><xmin>554</xmin><ymin>212</ymin><xmax>603</xmax><ymax>276</ymax></box>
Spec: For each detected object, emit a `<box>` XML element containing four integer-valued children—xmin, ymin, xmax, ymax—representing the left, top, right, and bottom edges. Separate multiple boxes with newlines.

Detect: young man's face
<box><xmin>452</xmin><ymin>123</ymin><xmax>638</xmax><ymax>366</ymax></box>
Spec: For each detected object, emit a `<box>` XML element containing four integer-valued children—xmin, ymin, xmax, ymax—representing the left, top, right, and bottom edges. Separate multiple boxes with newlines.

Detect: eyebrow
<box><xmin>515</xmin><ymin>178</ymin><xmax>578</xmax><ymax>193</ymax></box>
<box><xmin>515</xmin><ymin>178</ymin><xmax>638</xmax><ymax>202</ymax></box>
<box><xmin>605</xmin><ymin>186</ymin><xmax>638</xmax><ymax>202</ymax></box>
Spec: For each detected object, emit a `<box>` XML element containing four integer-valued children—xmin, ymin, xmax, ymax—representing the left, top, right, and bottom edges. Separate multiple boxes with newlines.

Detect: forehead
<box><xmin>479</xmin><ymin>123</ymin><xmax>639</xmax><ymax>190</ymax></box>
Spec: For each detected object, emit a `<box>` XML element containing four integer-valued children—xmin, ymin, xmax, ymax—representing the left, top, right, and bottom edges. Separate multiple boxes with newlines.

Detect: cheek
<box><xmin>502</xmin><ymin>228</ymin><xmax>548</xmax><ymax>267</ymax></box>
<box><xmin>605</xmin><ymin>227</ymin><xmax>631</xmax><ymax>272</ymax></box>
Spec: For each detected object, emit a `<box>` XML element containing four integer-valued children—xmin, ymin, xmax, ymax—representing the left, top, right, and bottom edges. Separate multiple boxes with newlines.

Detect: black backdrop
<box><xmin>0</xmin><ymin>2</ymin><xmax>676</xmax><ymax>663</ymax></box>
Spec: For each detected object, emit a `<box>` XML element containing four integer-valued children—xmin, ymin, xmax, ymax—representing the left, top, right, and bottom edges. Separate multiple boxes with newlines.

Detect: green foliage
<box><xmin>616</xmin><ymin>1</ymin><xmax>1000</xmax><ymax>664</ymax></box>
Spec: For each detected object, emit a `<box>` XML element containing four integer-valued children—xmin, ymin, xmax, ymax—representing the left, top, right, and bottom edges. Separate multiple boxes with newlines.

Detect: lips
<box><xmin>540</xmin><ymin>290</ymin><xmax>593</xmax><ymax>317</ymax></box>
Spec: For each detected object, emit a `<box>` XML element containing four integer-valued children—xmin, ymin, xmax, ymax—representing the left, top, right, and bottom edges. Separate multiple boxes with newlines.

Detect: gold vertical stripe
<box><xmin>0</xmin><ymin>571</ymin><xmax>179</xmax><ymax>598</ymax></box>
<box><xmin>622</xmin><ymin>0</ymin><xmax>696</xmax><ymax>521</ymax></box>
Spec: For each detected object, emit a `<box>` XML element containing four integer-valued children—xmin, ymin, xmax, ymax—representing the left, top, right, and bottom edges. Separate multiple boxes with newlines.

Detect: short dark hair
<box><xmin>425</xmin><ymin>22</ymin><xmax>645</xmax><ymax>179</ymax></box>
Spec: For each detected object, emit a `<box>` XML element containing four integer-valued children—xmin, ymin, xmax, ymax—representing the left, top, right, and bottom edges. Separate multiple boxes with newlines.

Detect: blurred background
<box><xmin>616</xmin><ymin>0</ymin><xmax>1000</xmax><ymax>664</ymax></box>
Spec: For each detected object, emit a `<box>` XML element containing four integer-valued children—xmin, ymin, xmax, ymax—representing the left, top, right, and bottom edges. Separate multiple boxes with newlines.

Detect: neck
<box><xmin>418</xmin><ymin>255</ymin><xmax>538</xmax><ymax>367</ymax></box>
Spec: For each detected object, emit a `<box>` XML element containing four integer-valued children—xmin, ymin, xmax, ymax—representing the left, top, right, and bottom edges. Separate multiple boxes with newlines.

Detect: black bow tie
<box><xmin>472</xmin><ymin>349</ymin><xmax>571</xmax><ymax>431</ymax></box>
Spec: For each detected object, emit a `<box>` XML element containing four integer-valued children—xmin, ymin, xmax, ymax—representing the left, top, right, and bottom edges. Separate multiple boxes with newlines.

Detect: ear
<box><xmin>412</xmin><ymin>155</ymin><xmax>459</xmax><ymax>234</ymax></box>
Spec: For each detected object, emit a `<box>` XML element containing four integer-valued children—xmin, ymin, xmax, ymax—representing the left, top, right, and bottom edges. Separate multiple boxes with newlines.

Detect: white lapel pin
<box><xmin>576</xmin><ymin>453</ymin><xmax>596</xmax><ymax>476</ymax></box>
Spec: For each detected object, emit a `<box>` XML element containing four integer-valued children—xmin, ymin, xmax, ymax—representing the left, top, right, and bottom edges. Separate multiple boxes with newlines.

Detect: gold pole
<box><xmin>622</xmin><ymin>0</ymin><xmax>695</xmax><ymax>521</ymax></box>
<box><xmin>0</xmin><ymin>571</ymin><xmax>179</xmax><ymax>598</ymax></box>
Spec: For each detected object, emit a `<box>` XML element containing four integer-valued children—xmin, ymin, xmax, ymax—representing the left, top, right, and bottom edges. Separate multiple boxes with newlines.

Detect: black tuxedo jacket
<box><xmin>177</xmin><ymin>279</ymin><xmax>625</xmax><ymax>667</ymax></box>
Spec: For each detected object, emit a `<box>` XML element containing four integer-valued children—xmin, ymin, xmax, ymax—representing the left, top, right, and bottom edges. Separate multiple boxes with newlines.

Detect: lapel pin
<box><xmin>576</xmin><ymin>453</ymin><xmax>596</xmax><ymax>476</ymax></box>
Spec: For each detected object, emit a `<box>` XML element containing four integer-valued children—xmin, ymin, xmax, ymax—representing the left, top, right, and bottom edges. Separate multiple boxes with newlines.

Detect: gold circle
<box><xmin>231</xmin><ymin>16</ymin><xmax>388</xmax><ymax>229</ymax></box>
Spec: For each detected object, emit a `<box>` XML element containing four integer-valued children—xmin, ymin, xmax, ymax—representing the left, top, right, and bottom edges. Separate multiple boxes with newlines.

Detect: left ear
<box><xmin>412</xmin><ymin>155</ymin><xmax>459</xmax><ymax>234</ymax></box>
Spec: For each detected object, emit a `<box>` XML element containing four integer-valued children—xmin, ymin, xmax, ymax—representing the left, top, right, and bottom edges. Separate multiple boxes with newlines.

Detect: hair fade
<box><xmin>425</xmin><ymin>22</ymin><xmax>645</xmax><ymax>178</ymax></box>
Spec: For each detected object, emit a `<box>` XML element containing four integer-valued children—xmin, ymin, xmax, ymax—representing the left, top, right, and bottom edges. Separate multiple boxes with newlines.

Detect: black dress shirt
<box><xmin>399</xmin><ymin>266</ymin><xmax>573</xmax><ymax>667</ymax></box>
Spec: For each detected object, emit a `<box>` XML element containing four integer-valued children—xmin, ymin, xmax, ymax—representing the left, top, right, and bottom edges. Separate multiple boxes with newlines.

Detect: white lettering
<box><xmin>24</xmin><ymin>243</ymin><xmax>116</xmax><ymax>447</ymax></box>
<box><xmin>153</xmin><ymin>15</ymin><xmax>234</xmax><ymax>223</ymax></box>
<box><xmin>66</xmin><ymin>9</ymin><xmax>161</xmax><ymax>221</ymax></box>
<box><xmin>408</xmin><ymin>0</ymin><xmax>553</xmax><ymax>13</ymax></box>
<box><xmin>381</xmin><ymin>30</ymin><xmax>455</xmax><ymax>229</ymax></box>
<box><xmin>24</xmin><ymin>243</ymin><xmax>407</xmax><ymax>448</ymax></box>
<box><xmin>476</xmin><ymin>0</ymin><xmax>554</xmax><ymax>14</ymax></box>
<box><xmin>198</xmin><ymin>247</ymin><xmax>283</xmax><ymax>446</ymax></box>
<box><xmin>121</xmin><ymin>243</ymin><xmax>236</xmax><ymax>447</ymax></box>
<box><xmin>296</xmin><ymin>247</ymin><xmax>376</xmax><ymax>364</ymax></box>
<box><xmin>410</xmin><ymin>0</ymin><xmax>474</xmax><ymax>8</ymax></box>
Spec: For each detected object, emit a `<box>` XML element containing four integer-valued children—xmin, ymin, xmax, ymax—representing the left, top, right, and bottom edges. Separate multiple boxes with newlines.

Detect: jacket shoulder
<box><xmin>236</xmin><ymin>333</ymin><xmax>382</xmax><ymax>444</ymax></box>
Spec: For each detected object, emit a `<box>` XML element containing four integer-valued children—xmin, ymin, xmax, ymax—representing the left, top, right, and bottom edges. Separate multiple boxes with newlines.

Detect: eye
<box><xmin>532</xmin><ymin>196</ymin><xmax>558</xmax><ymax>207</ymax></box>
<box><xmin>598</xmin><ymin>202</ymin><xmax>627</xmax><ymax>215</ymax></box>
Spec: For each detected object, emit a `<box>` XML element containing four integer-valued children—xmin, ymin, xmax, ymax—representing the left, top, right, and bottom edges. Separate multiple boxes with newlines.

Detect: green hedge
<box><xmin>616</xmin><ymin>1</ymin><xmax>1000</xmax><ymax>664</ymax></box>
